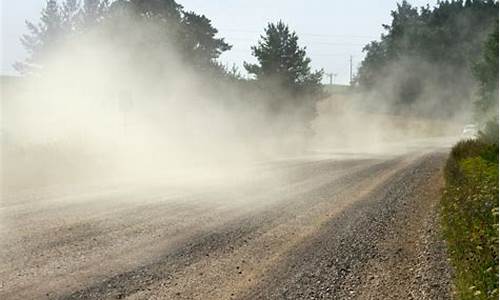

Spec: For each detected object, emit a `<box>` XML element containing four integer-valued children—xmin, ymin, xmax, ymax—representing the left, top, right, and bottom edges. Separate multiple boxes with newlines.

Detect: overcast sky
<box><xmin>1</xmin><ymin>0</ymin><xmax>434</xmax><ymax>84</ymax></box>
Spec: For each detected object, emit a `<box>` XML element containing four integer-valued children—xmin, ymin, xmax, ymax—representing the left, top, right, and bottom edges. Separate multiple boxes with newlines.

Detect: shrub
<box><xmin>441</xmin><ymin>141</ymin><xmax>499</xmax><ymax>299</ymax></box>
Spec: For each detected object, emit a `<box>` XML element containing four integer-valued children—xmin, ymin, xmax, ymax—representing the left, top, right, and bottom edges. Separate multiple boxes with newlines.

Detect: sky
<box><xmin>1</xmin><ymin>0</ymin><xmax>434</xmax><ymax>84</ymax></box>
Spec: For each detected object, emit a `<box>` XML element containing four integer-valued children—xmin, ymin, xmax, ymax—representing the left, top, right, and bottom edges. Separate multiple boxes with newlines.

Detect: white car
<box><xmin>461</xmin><ymin>124</ymin><xmax>478</xmax><ymax>139</ymax></box>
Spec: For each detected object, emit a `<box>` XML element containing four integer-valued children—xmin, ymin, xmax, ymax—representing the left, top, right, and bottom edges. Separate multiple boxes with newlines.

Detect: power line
<box><xmin>227</xmin><ymin>37</ymin><xmax>367</xmax><ymax>47</ymax></box>
<box><xmin>219</xmin><ymin>28</ymin><xmax>378</xmax><ymax>39</ymax></box>
<box><xmin>225</xmin><ymin>49</ymin><xmax>358</xmax><ymax>58</ymax></box>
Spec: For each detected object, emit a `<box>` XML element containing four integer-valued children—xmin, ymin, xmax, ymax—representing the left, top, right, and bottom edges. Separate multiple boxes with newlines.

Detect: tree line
<box><xmin>15</xmin><ymin>0</ymin><xmax>231</xmax><ymax>74</ymax></box>
<box><xmin>16</xmin><ymin>0</ymin><xmax>324</xmax><ymax>125</ymax></box>
<box><xmin>356</xmin><ymin>0</ymin><xmax>498</xmax><ymax>122</ymax></box>
<box><xmin>19</xmin><ymin>1</ymin><xmax>497</xmax><ymax>127</ymax></box>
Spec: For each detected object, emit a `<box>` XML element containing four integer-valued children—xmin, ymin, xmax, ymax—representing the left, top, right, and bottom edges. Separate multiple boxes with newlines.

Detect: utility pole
<box><xmin>349</xmin><ymin>55</ymin><xmax>353</xmax><ymax>86</ymax></box>
<box><xmin>325</xmin><ymin>73</ymin><xmax>338</xmax><ymax>85</ymax></box>
<box><xmin>326</xmin><ymin>73</ymin><xmax>333</xmax><ymax>85</ymax></box>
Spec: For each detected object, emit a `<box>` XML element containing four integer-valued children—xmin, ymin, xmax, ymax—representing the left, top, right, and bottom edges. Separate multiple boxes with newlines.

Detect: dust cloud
<box><xmin>1</xmin><ymin>18</ymin><xmax>311</xmax><ymax>196</ymax></box>
<box><xmin>1</xmin><ymin>14</ymin><xmax>465</xmax><ymax>199</ymax></box>
<box><xmin>309</xmin><ymin>79</ymin><xmax>462</xmax><ymax>155</ymax></box>
<box><xmin>311</xmin><ymin>53</ymin><xmax>474</xmax><ymax>155</ymax></box>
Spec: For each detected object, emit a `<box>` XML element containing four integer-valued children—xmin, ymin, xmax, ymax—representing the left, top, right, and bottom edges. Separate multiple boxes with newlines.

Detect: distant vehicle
<box><xmin>461</xmin><ymin>124</ymin><xmax>478</xmax><ymax>139</ymax></box>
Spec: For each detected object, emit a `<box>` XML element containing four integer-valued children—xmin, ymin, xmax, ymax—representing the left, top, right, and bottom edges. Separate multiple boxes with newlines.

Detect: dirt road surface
<box><xmin>1</xmin><ymin>147</ymin><xmax>453</xmax><ymax>299</ymax></box>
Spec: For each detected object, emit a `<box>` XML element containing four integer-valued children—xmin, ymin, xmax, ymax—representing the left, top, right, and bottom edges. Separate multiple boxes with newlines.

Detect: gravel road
<box><xmin>0</xmin><ymin>150</ymin><xmax>452</xmax><ymax>299</ymax></box>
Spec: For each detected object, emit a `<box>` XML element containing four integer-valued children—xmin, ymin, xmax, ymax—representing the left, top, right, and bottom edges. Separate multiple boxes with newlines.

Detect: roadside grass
<box><xmin>441</xmin><ymin>139</ymin><xmax>499</xmax><ymax>299</ymax></box>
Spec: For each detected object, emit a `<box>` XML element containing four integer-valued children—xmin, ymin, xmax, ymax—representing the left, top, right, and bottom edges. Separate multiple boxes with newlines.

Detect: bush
<box><xmin>445</xmin><ymin>139</ymin><xmax>498</xmax><ymax>185</ymax></box>
<box><xmin>441</xmin><ymin>140</ymin><xmax>499</xmax><ymax>299</ymax></box>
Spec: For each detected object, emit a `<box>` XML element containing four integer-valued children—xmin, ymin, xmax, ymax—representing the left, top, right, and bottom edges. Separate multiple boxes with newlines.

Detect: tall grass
<box><xmin>441</xmin><ymin>139</ymin><xmax>499</xmax><ymax>299</ymax></box>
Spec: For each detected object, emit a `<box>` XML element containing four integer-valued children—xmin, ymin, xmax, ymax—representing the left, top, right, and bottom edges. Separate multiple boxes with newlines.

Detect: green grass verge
<box><xmin>441</xmin><ymin>139</ymin><xmax>499</xmax><ymax>299</ymax></box>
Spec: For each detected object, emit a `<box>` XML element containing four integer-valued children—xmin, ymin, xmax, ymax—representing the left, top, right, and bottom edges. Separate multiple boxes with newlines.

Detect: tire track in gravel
<box><xmin>1</xmin><ymin>158</ymin><xmax>379</xmax><ymax>299</ymax></box>
<box><xmin>61</xmin><ymin>156</ymin><xmax>416</xmax><ymax>300</ymax></box>
<box><xmin>1</xmin><ymin>153</ymin><xmax>451</xmax><ymax>300</ymax></box>
<box><xmin>240</xmin><ymin>152</ymin><xmax>451</xmax><ymax>300</ymax></box>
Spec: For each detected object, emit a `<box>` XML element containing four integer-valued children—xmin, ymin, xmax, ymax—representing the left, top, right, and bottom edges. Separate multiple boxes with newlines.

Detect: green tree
<box><xmin>475</xmin><ymin>23</ymin><xmax>499</xmax><ymax>143</ymax></box>
<box><xmin>81</xmin><ymin>0</ymin><xmax>109</xmax><ymax>27</ymax></box>
<box><xmin>129</xmin><ymin>0</ymin><xmax>182</xmax><ymax>22</ymax></box>
<box><xmin>15</xmin><ymin>0</ymin><xmax>112</xmax><ymax>74</ymax></box>
<box><xmin>14</xmin><ymin>0</ymin><xmax>64</xmax><ymax>74</ymax></box>
<box><xmin>61</xmin><ymin>0</ymin><xmax>80</xmax><ymax>31</ymax></box>
<box><xmin>475</xmin><ymin>23</ymin><xmax>499</xmax><ymax>117</ymax></box>
<box><xmin>244</xmin><ymin>21</ymin><xmax>323</xmax><ymax>94</ymax></box>
<box><xmin>105</xmin><ymin>0</ymin><xmax>230</xmax><ymax>72</ymax></box>
<box><xmin>16</xmin><ymin>0</ymin><xmax>231</xmax><ymax>75</ymax></box>
<box><xmin>180</xmin><ymin>11</ymin><xmax>231</xmax><ymax>70</ymax></box>
<box><xmin>356</xmin><ymin>0</ymin><xmax>498</xmax><ymax>117</ymax></box>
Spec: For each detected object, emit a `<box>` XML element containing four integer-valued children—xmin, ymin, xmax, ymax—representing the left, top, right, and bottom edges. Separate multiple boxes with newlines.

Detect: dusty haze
<box><xmin>1</xmin><ymin>17</ymin><xmax>462</xmax><ymax>198</ymax></box>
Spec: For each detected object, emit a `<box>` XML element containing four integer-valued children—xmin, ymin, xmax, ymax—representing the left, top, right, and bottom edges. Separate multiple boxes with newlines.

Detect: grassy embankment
<box><xmin>441</xmin><ymin>138</ymin><xmax>499</xmax><ymax>299</ymax></box>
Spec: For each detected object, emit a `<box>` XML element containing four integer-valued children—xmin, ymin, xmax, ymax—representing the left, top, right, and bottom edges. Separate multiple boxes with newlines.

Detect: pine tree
<box><xmin>82</xmin><ymin>0</ymin><xmax>108</xmax><ymax>27</ymax></box>
<box><xmin>244</xmin><ymin>21</ymin><xmax>323</xmax><ymax>93</ymax></box>
<box><xmin>14</xmin><ymin>0</ymin><xmax>65</xmax><ymax>74</ymax></box>
<box><xmin>61</xmin><ymin>0</ymin><xmax>80</xmax><ymax>31</ymax></box>
<box><xmin>474</xmin><ymin>23</ymin><xmax>499</xmax><ymax>121</ymax></box>
<box><xmin>180</xmin><ymin>11</ymin><xmax>231</xmax><ymax>69</ymax></box>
